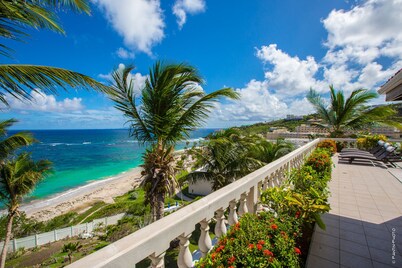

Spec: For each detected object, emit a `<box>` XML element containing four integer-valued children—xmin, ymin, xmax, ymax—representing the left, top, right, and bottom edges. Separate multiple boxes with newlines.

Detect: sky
<box><xmin>1</xmin><ymin>0</ymin><xmax>402</xmax><ymax>130</ymax></box>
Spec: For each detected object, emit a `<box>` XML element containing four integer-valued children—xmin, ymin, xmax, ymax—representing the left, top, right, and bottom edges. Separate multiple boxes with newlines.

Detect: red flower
<box><xmin>229</xmin><ymin>266</ymin><xmax>235</xmax><ymax>268</ymax></box>
<box><xmin>216</xmin><ymin>245</ymin><xmax>225</xmax><ymax>253</ymax></box>
<box><xmin>258</xmin><ymin>240</ymin><xmax>265</xmax><ymax>245</ymax></box>
<box><xmin>257</xmin><ymin>244</ymin><xmax>263</xmax><ymax>250</ymax></box>
<box><xmin>248</xmin><ymin>243</ymin><xmax>255</xmax><ymax>249</ymax></box>
<box><xmin>263</xmin><ymin>249</ymin><xmax>274</xmax><ymax>257</ymax></box>
<box><xmin>294</xmin><ymin>247</ymin><xmax>301</xmax><ymax>255</ymax></box>
<box><xmin>295</xmin><ymin>211</ymin><xmax>301</xmax><ymax>218</ymax></box>
<box><xmin>271</xmin><ymin>224</ymin><xmax>278</xmax><ymax>230</ymax></box>
<box><xmin>228</xmin><ymin>256</ymin><xmax>236</xmax><ymax>264</ymax></box>
<box><xmin>211</xmin><ymin>253</ymin><xmax>216</xmax><ymax>260</ymax></box>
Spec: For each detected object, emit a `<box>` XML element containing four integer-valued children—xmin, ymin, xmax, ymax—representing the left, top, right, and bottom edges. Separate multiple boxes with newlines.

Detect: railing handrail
<box><xmin>68</xmin><ymin>139</ymin><xmax>320</xmax><ymax>268</ymax></box>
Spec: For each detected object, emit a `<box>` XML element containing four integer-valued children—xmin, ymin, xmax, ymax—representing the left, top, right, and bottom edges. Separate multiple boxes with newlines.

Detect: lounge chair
<box><xmin>340</xmin><ymin>142</ymin><xmax>390</xmax><ymax>157</ymax></box>
<box><xmin>340</xmin><ymin>146</ymin><xmax>396</xmax><ymax>164</ymax></box>
<box><xmin>340</xmin><ymin>140</ymin><xmax>385</xmax><ymax>154</ymax></box>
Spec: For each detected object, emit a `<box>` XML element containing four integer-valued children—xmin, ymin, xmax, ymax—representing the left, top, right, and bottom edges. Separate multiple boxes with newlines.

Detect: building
<box><xmin>295</xmin><ymin>124</ymin><xmax>328</xmax><ymax>134</ymax></box>
<box><xmin>378</xmin><ymin>68</ymin><xmax>402</xmax><ymax>101</ymax></box>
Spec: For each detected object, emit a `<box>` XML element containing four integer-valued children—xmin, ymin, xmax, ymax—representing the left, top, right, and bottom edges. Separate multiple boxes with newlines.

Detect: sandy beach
<box><xmin>18</xmin><ymin>167</ymin><xmax>144</xmax><ymax>221</ymax></box>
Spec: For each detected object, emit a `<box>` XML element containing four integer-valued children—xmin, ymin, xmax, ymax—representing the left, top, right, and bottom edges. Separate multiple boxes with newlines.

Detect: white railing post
<box><xmin>228</xmin><ymin>200</ymin><xmax>238</xmax><ymax>226</ymax></box>
<box><xmin>238</xmin><ymin>192</ymin><xmax>248</xmax><ymax>216</ymax></box>
<box><xmin>149</xmin><ymin>252</ymin><xmax>165</xmax><ymax>268</ymax></box>
<box><xmin>35</xmin><ymin>234</ymin><xmax>38</xmax><ymax>247</ymax></box>
<box><xmin>215</xmin><ymin>209</ymin><xmax>227</xmax><ymax>237</ymax></box>
<box><xmin>246</xmin><ymin>187</ymin><xmax>256</xmax><ymax>214</ymax></box>
<box><xmin>13</xmin><ymin>238</ymin><xmax>17</xmax><ymax>252</ymax></box>
<box><xmin>54</xmin><ymin>230</ymin><xmax>57</xmax><ymax>241</ymax></box>
<box><xmin>198</xmin><ymin>220</ymin><xmax>212</xmax><ymax>258</ymax></box>
<box><xmin>178</xmin><ymin>234</ymin><xmax>193</xmax><ymax>268</ymax></box>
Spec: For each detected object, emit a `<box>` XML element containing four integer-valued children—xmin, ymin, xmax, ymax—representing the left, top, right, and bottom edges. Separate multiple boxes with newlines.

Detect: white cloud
<box><xmin>323</xmin><ymin>0</ymin><xmax>402</xmax><ymax>66</ymax></box>
<box><xmin>94</xmin><ymin>0</ymin><xmax>165</xmax><ymax>55</ymax></box>
<box><xmin>173</xmin><ymin>0</ymin><xmax>205</xmax><ymax>29</ymax></box>
<box><xmin>256</xmin><ymin>44</ymin><xmax>325</xmax><ymax>96</ymax></box>
<box><xmin>213</xmin><ymin>0</ymin><xmax>402</xmax><ymax>124</ymax></box>
<box><xmin>116</xmin><ymin>47</ymin><xmax>135</xmax><ymax>59</ymax></box>
<box><xmin>98</xmin><ymin>63</ymin><xmax>148</xmax><ymax>94</ymax></box>
<box><xmin>213</xmin><ymin>80</ymin><xmax>287</xmax><ymax>122</ymax></box>
<box><xmin>4</xmin><ymin>91</ymin><xmax>84</xmax><ymax>113</ymax></box>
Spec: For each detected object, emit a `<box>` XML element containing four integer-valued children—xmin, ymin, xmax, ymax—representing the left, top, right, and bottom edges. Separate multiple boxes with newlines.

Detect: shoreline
<box><xmin>17</xmin><ymin>167</ymin><xmax>144</xmax><ymax>221</ymax></box>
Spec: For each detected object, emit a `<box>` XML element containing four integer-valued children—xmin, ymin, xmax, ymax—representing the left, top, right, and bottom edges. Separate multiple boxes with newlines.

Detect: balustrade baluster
<box><xmin>199</xmin><ymin>220</ymin><xmax>212</xmax><ymax>258</ymax></box>
<box><xmin>215</xmin><ymin>209</ymin><xmax>227</xmax><ymax>237</ymax></box>
<box><xmin>178</xmin><ymin>234</ymin><xmax>193</xmax><ymax>268</ymax></box>
<box><xmin>238</xmin><ymin>193</ymin><xmax>248</xmax><ymax>216</ymax></box>
<box><xmin>228</xmin><ymin>200</ymin><xmax>238</xmax><ymax>226</ymax></box>
<box><xmin>149</xmin><ymin>252</ymin><xmax>165</xmax><ymax>268</ymax></box>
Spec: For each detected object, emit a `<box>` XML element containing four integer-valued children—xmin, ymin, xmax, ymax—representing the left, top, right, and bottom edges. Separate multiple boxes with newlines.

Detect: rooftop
<box><xmin>307</xmin><ymin>155</ymin><xmax>402</xmax><ymax>267</ymax></box>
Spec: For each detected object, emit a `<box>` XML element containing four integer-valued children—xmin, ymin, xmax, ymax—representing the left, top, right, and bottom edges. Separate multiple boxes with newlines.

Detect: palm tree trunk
<box><xmin>0</xmin><ymin>211</ymin><xmax>15</xmax><ymax>268</ymax></box>
<box><xmin>155</xmin><ymin>192</ymin><xmax>165</xmax><ymax>220</ymax></box>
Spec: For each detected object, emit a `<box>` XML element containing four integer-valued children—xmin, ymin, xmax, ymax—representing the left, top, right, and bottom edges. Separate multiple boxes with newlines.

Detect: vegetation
<box><xmin>356</xmin><ymin>134</ymin><xmax>388</xmax><ymax>150</ymax></box>
<box><xmin>187</xmin><ymin>129</ymin><xmax>294</xmax><ymax>190</ymax></box>
<box><xmin>0</xmin><ymin>153</ymin><xmax>52</xmax><ymax>268</ymax></box>
<box><xmin>316</xmin><ymin>139</ymin><xmax>337</xmax><ymax>155</ymax></box>
<box><xmin>0</xmin><ymin>0</ymin><xmax>107</xmax><ymax>105</ymax></box>
<box><xmin>107</xmin><ymin>62</ymin><xmax>239</xmax><ymax>221</ymax></box>
<box><xmin>62</xmin><ymin>242</ymin><xmax>82</xmax><ymax>264</ymax></box>
<box><xmin>307</xmin><ymin>85</ymin><xmax>399</xmax><ymax>137</ymax></box>
<box><xmin>198</xmin><ymin>147</ymin><xmax>333</xmax><ymax>267</ymax></box>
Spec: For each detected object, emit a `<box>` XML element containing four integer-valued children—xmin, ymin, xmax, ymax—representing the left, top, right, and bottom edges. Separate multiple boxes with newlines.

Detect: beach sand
<box><xmin>19</xmin><ymin>167</ymin><xmax>144</xmax><ymax>221</ymax></box>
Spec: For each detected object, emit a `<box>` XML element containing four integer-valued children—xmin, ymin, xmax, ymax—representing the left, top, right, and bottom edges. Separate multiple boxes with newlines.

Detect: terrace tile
<box><xmin>306</xmin><ymin>155</ymin><xmax>402</xmax><ymax>268</ymax></box>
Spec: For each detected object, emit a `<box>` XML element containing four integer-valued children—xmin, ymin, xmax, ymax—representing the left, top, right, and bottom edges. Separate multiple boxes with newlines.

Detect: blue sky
<box><xmin>1</xmin><ymin>0</ymin><xmax>402</xmax><ymax>129</ymax></box>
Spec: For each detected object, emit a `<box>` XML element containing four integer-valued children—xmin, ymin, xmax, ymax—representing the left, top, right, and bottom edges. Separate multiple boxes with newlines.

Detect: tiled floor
<box><xmin>306</xmin><ymin>155</ymin><xmax>402</xmax><ymax>268</ymax></box>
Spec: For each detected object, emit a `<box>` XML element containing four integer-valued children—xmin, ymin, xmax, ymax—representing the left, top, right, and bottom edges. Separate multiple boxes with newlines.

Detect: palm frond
<box><xmin>0</xmin><ymin>65</ymin><xmax>108</xmax><ymax>105</ymax></box>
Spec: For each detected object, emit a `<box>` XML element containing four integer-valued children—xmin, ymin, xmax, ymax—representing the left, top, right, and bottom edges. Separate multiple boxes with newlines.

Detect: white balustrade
<box><xmin>238</xmin><ymin>192</ymin><xmax>248</xmax><ymax>216</ymax></box>
<box><xmin>214</xmin><ymin>209</ymin><xmax>227</xmax><ymax>237</ymax></box>
<box><xmin>178</xmin><ymin>234</ymin><xmax>193</xmax><ymax>268</ymax></box>
<box><xmin>66</xmin><ymin>139</ymin><xmax>320</xmax><ymax>268</ymax></box>
<box><xmin>228</xmin><ymin>200</ymin><xmax>238</xmax><ymax>226</ymax></box>
<box><xmin>198</xmin><ymin>220</ymin><xmax>212</xmax><ymax>257</ymax></box>
<box><xmin>149</xmin><ymin>252</ymin><xmax>165</xmax><ymax>268</ymax></box>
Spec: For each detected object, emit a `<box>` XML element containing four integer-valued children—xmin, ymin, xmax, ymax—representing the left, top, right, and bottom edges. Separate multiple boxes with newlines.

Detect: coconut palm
<box><xmin>108</xmin><ymin>62</ymin><xmax>239</xmax><ymax>221</ymax></box>
<box><xmin>0</xmin><ymin>0</ymin><xmax>107</xmax><ymax>105</ymax></box>
<box><xmin>307</xmin><ymin>86</ymin><xmax>398</xmax><ymax>137</ymax></box>
<box><xmin>0</xmin><ymin>119</ymin><xmax>35</xmax><ymax>162</ymax></box>
<box><xmin>62</xmin><ymin>241</ymin><xmax>83</xmax><ymax>264</ymax></box>
<box><xmin>249</xmin><ymin>138</ymin><xmax>294</xmax><ymax>164</ymax></box>
<box><xmin>187</xmin><ymin>129</ymin><xmax>266</xmax><ymax>190</ymax></box>
<box><xmin>0</xmin><ymin>153</ymin><xmax>52</xmax><ymax>268</ymax></box>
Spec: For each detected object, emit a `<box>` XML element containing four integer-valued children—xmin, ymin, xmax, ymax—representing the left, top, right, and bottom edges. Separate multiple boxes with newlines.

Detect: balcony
<box><xmin>67</xmin><ymin>138</ymin><xmax>402</xmax><ymax>267</ymax></box>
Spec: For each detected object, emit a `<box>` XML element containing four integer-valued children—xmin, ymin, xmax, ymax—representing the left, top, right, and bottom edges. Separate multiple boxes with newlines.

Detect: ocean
<box><xmin>9</xmin><ymin>128</ymin><xmax>216</xmax><ymax>202</ymax></box>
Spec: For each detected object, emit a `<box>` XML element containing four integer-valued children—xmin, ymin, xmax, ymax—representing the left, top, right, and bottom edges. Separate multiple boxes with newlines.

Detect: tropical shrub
<box><xmin>317</xmin><ymin>139</ymin><xmax>337</xmax><ymax>154</ymax></box>
<box><xmin>305</xmin><ymin>149</ymin><xmax>332</xmax><ymax>175</ymax></box>
<box><xmin>197</xmin><ymin>213</ymin><xmax>301</xmax><ymax>268</ymax></box>
<box><xmin>357</xmin><ymin>134</ymin><xmax>387</xmax><ymax>150</ymax></box>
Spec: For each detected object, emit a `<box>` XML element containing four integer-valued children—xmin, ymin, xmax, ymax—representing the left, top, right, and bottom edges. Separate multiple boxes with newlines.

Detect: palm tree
<box><xmin>0</xmin><ymin>0</ymin><xmax>107</xmax><ymax>105</ymax></box>
<box><xmin>186</xmin><ymin>129</ymin><xmax>266</xmax><ymax>190</ymax></box>
<box><xmin>307</xmin><ymin>86</ymin><xmax>398</xmax><ymax>137</ymax></box>
<box><xmin>249</xmin><ymin>138</ymin><xmax>294</xmax><ymax>164</ymax></box>
<box><xmin>0</xmin><ymin>153</ymin><xmax>52</xmax><ymax>268</ymax></box>
<box><xmin>108</xmin><ymin>62</ymin><xmax>239</xmax><ymax>221</ymax></box>
<box><xmin>62</xmin><ymin>241</ymin><xmax>82</xmax><ymax>264</ymax></box>
<box><xmin>0</xmin><ymin>119</ymin><xmax>35</xmax><ymax>162</ymax></box>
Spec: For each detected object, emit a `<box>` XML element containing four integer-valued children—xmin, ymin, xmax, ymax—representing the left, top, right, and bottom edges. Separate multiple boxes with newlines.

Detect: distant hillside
<box><xmin>233</xmin><ymin>114</ymin><xmax>318</xmax><ymax>136</ymax></box>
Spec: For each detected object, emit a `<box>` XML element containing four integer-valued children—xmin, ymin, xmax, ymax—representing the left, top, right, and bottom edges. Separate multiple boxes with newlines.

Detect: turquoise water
<box><xmin>10</xmin><ymin>129</ymin><xmax>216</xmax><ymax>201</ymax></box>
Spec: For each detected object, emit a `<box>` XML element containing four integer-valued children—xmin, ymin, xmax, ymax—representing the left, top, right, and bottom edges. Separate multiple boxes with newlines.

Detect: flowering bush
<box><xmin>317</xmin><ymin>139</ymin><xmax>337</xmax><ymax>155</ymax></box>
<box><xmin>197</xmin><ymin>213</ymin><xmax>301</xmax><ymax>268</ymax></box>
<box><xmin>305</xmin><ymin>148</ymin><xmax>332</xmax><ymax>175</ymax></box>
<box><xmin>198</xmin><ymin>147</ymin><xmax>332</xmax><ymax>267</ymax></box>
<box><xmin>357</xmin><ymin>134</ymin><xmax>387</xmax><ymax>150</ymax></box>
